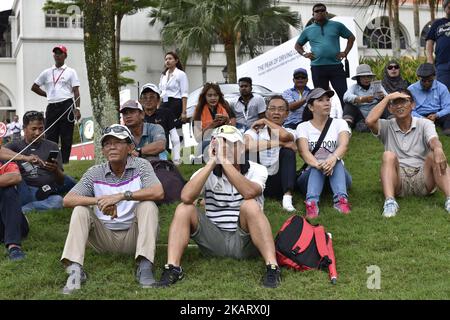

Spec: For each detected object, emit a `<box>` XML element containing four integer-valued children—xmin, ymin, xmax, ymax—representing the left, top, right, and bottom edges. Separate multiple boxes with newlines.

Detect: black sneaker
<box><xmin>8</xmin><ymin>246</ymin><xmax>25</xmax><ymax>261</ymax></box>
<box><xmin>153</xmin><ymin>264</ymin><xmax>184</xmax><ymax>288</ymax></box>
<box><xmin>262</xmin><ymin>264</ymin><xmax>281</xmax><ymax>288</ymax></box>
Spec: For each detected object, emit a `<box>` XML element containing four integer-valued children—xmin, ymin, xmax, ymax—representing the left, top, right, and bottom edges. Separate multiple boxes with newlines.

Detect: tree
<box><xmin>151</xmin><ymin>0</ymin><xmax>300</xmax><ymax>83</ymax></box>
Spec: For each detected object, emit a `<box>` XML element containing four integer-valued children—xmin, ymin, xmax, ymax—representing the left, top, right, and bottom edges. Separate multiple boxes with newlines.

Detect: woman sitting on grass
<box><xmin>296</xmin><ymin>88</ymin><xmax>352</xmax><ymax>218</ymax></box>
<box><xmin>192</xmin><ymin>82</ymin><xmax>236</xmax><ymax>153</ymax></box>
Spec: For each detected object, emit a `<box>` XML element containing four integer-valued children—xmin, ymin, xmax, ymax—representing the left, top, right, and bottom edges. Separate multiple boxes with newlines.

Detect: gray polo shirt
<box><xmin>230</xmin><ymin>95</ymin><xmax>266</xmax><ymax>129</ymax></box>
<box><xmin>376</xmin><ymin>117</ymin><xmax>438</xmax><ymax>168</ymax></box>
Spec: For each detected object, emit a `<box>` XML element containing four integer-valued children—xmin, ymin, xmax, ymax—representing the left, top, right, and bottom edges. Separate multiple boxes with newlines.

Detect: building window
<box><xmin>261</xmin><ymin>29</ymin><xmax>289</xmax><ymax>46</ymax></box>
<box><xmin>363</xmin><ymin>17</ymin><xmax>407</xmax><ymax>49</ymax></box>
<box><xmin>45</xmin><ymin>10</ymin><xmax>83</xmax><ymax>28</ymax></box>
<box><xmin>420</xmin><ymin>22</ymin><xmax>432</xmax><ymax>47</ymax></box>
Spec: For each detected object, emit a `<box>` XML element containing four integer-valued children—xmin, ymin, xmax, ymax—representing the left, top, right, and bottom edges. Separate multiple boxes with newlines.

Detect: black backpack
<box><xmin>150</xmin><ymin>160</ymin><xmax>186</xmax><ymax>205</ymax></box>
<box><xmin>275</xmin><ymin>215</ymin><xmax>338</xmax><ymax>284</ymax></box>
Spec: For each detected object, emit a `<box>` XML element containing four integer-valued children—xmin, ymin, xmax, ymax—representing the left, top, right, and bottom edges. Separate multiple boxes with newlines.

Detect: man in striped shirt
<box><xmin>154</xmin><ymin>125</ymin><xmax>282</xmax><ymax>289</ymax></box>
<box><xmin>60</xmin><ymin>124</ymin><xmax>164</xmax><ymax>294</ymax></box>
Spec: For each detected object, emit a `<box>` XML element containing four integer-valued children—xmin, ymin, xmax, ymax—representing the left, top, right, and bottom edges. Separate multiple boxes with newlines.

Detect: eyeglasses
<box><xmin>387</xmin><ymin>65</ymin><xmax>400</xmax><ymax>70</ymax></box>
<box><xmin>314</xmin><ymin>9</ymin><xmax>326</xmax><ymax>13</ymax></box>
<box><xmin>267</xmin><ymin>106</ymin><xmax>288</xmax><ymax>112</ymax></box>
<box><xmin>390</xmin><ymin>98</ymin><xmax>411</xmax><ymax>107</ymax></box>
<box><xmin>103</xmin><ymin>125</ymin><xmax>131</xmax><ymax>136</ymax></box>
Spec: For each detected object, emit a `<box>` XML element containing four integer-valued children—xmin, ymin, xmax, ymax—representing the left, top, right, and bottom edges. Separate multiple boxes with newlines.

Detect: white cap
<box><xmin>140</xmin><ymin>83</ymin><xmax>160</xmax><ymax>96</ymax></box>
<box><xmin>212</xmin><ymin>125</ymin><xmax>244</xmax><ymax>143</ymax></box>
<box><xmin>100</xmin><ymin>124</ymin><xmax>135</xmax><ymax>145</ymax></box>
<box><xmin>120</xmin><ymin>99</ymin><xmax>143</xmax><ymax>112</ymax></box>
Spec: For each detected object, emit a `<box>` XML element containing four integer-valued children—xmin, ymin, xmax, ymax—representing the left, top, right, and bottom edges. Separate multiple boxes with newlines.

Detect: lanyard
<box><xmin>52</xmin><ymin>68</ymin><xmax>66</xmax><ymax>87</ymax></box>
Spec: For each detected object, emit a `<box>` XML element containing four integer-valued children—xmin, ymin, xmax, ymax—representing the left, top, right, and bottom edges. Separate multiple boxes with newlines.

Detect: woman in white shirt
<box><xmin>159</xmin><ymin>51</ymin><xmax>189</xmax><ymax>129</ymax></box>
<box><xmin>296</xmin><ymin>88</ymin><xmax>352</xmax><ymax>219</ymax></box>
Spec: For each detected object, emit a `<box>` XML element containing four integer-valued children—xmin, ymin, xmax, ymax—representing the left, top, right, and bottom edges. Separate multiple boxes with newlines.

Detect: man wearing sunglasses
<box><xmin>425</xmin><ymin>0</ymin><xmax>450</xmax><ymax>91</ymax></box>
<box><xmin>408</xmin><ymin>63</ymin><xmax>450</xmax><ymax>136</ymax></box>
<box><xmin>295</xmin><ymin>3</ymin><xmax>355</xmax><ymax>109</ymax></box>
<box><xmin>153</xmin><ymin>125</ymin><xmax>282</xmax><ymax>289</ymax></box>
<box><xmin>31</xmin><ymin>45</ymin><xmax>81</xmax><ymax>164</ymax></box>
<box><xmin>366</xmin><ymin>89</ymin><xmax>450</xmax><ymax>217</ymax></box>
<box><xmin>282</xmin><ymin>68</ymin><xmax>312</xmax><ymax>130</ymax></box>
<box><xmin>60</xmin><ymin>124</ymin><xmax>164</xmax><ymax>294</ymax></box>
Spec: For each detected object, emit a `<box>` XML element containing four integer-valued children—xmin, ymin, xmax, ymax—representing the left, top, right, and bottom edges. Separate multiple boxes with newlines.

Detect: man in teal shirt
<box><xmin>295</xmin><ymin>3</ymin><xmax>355</xmax><ymax>108</ymax></box>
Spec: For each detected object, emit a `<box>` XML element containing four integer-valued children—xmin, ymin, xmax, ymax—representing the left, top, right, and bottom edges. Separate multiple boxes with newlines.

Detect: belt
<box><xmin>48</xmin><ymin>98</ymin><xmax>73</xmax><ymax>106</ymax></box>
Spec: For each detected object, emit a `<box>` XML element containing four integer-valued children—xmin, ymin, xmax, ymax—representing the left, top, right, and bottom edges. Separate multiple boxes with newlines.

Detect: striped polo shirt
<box><xmin>70</xmin><ymin>156</ymin><xmax>160</xmax><ymax>230</ymax></box>
<box><xmin>191</xmin><ymin>161</ymin><xmax>268</xmax><ymax>231</ymax></box>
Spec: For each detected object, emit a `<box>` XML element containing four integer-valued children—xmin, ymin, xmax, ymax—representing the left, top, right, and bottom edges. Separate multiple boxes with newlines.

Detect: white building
<box><xmin>0</xmin><ymin>0</ymin><xmax>445</xmax><ymax>122</ymax></box>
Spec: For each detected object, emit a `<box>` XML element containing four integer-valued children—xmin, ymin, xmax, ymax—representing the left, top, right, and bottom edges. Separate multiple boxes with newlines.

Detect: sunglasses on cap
<box><xmin>387</xmin><ymin>65</ymin><xmax>400</xmax><ymax>70</ymax></box>
<box><xmin>102</xmin><ymin>125</ymin><xmax>131</xmax><ymax>135</ymax></box>
<box><xmin>24</xmin><ymin>111</ymin><xmax>44</xmax><ymax>118</ymax></box>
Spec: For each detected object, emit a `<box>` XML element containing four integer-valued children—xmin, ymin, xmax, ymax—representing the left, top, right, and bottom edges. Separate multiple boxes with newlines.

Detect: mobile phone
<box><xmin>47</xmin><ymin>150</ymin><xmax>59</xmax><ymax>163</ymax></box>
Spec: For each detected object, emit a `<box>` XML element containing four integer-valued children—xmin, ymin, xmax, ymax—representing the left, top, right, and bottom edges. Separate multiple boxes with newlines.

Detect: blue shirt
<box><xmin>282</xmin><ymin>85</ymin><xmax>311</xmax><ymax>125</ymax></box>
<box><xmin>408</xmin><ymin>80</ymin><xmax>450</xmax><ymax>119</ymax></box>
<box><xmin>135</xmin><ymin>122</ymin><xmax>168</xmax><ymax>160</ymax></box>
<box><xmin>343</xmin><ymin>83</ymin><xmax>388</xmax><ymax>118</ymax></box>
<box><xmin>297</xmin><ymin>20</ymin><xmax>353</xmax><ymax>66</ymax></box>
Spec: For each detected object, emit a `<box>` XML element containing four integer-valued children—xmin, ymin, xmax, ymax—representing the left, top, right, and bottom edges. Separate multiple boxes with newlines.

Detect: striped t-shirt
<box><xmin>192</xmin><ymin>161</ymin><xmax>268</xmax><ymax>231</ymax></box>
<box><xmin>70</xmin><ymin>156</ymin><xmax>160</xmax><ymax>230</ymax></box>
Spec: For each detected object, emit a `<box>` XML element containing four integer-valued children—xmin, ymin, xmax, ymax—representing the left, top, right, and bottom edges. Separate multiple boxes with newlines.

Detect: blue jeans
<box><xmin>17</xmin><ymin>175</ymin><xmax>76</xmax><ymax>213</ymax></box>
<box><xmin>296</xmin><ymin>160</ymin><xmax>352</xmax><ymax>203</ymax></box>
<box><xmin>0</xmin><ymin>186</ymin><xmax>29</xmax><ymax>246</ymax></box>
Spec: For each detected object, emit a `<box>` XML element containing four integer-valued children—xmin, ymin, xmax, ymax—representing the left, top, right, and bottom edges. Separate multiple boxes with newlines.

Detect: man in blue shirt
<box><xmin>295</xmin><ymin>3</ymin><xmax>355</xmax><ymax>108</ymax></box>
<box><xmin>282</xmin><ymin>68</ymin><xmax>312</xmax><ymax>129</ymax></box>
<box><xmin>426</xmin><ymin>0</ymin><xmax>450</xmax><ymax>91</ymax></box>
<box><xmin>408</xmin><ymin>63</ymin><xmax>450</xmax><ymax>136</ymax></box>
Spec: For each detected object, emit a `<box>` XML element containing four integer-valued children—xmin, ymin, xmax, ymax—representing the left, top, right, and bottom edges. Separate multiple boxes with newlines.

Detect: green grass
<box><xmin>1</xmin><ymin>132</ymin><xmax>449</xmax><ymax>300</ymax></box>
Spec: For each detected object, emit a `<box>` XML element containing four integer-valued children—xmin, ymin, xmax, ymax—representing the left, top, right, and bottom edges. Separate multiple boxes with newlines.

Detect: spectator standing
<box><xmin>295</xmin><ymin>3</ymin><xmax>355</xmax><ymax>108</ymax></box>
<box><xmin>230</xmin><ymin>77</ymin><xmax>266</xmax><ymax>132</ymax></box>
<box><xmin>426</xmin><ymin>0</ymin><xmax>450</xmax><ymax>91</ymax></box>
<box><xmin>159</xmin><ymin>51</ymin><xmax>189</xmax><ymax>129</ymax></box>
<box><xmin>282</xmin><ymin>68</ymin><xmax>312</xmax><ymax>129</ymax></box>
<box><xmin>408</xmin><ymin>63</ymin><xmax>450</xmax><ymax>136</ymax></box>
<box><xmin>31</xmin><ymin>45</ymin><xmax>81</xmax><ymax>164</ymax></box>
<box><xmin>9</xmin><ymin>115</ymin><xmax>22</xmax><ymax>142</ymax></box>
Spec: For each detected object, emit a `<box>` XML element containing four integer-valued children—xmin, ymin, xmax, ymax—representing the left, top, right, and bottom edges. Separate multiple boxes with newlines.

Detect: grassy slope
<box><xmin>0</xmin><ymin>132</ymin><xmax>449</xmax><ymax>300</ymax></box>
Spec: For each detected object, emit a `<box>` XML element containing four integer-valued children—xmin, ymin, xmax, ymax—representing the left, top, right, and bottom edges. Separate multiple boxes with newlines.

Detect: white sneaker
<box><xmin>445</xmin><ymin>197</ymin><xmax>450</xmax><ymax>214</ymax></box>
<box><xmin>382</xmin><ymin>198</ymin><xmax>399</xmax><ymax>218</ymax></box>
<box><xmin>282</xmin><ymin>195</ymin><xmax>296</xmax><ymax>212</ymax></box>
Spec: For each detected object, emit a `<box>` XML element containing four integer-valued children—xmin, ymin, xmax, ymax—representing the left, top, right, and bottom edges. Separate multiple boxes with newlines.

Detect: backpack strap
<box><xmin>313</xmin><ymin>225</ymin><xmax>329</xmax><ymax>259</ymax></box>
<box><xmin>291</xmin><ymin>217</ymin><xmax>314</xmax><ymax>255</ymax></box>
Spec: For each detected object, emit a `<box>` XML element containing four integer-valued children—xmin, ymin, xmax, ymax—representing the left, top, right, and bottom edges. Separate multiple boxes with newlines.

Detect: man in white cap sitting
<box><xmin>60</xmin><ymin>124</ymin><xmax>164</xmax><ymax>294</ymax></box>
<box><xmin>153</xmin><ymin>125</ymin><xmax>282</xmax><ymax>289</ymax></box>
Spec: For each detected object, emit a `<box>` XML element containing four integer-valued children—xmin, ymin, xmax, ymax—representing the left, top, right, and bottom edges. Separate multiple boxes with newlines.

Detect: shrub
<box><xmin>359</xmin><ymin>56</ymin><xmax>427</xmax><ymax>85</ymax></box>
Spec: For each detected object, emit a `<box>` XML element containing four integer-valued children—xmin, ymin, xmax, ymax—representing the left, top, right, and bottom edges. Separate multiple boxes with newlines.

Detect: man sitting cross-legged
<box><xmin>153</xmin><ymin>125</ymin><xmax>282</xmax><ymax>289</ymax></box>
<box><xmin>60</xmin><ymin>124</ymin><xmax>164</xmax><ymax>294</ymax></box>
<box><xmin>365</xmin><ymin>89</ymin><xmax>450</xmax><ymax>217</ymax></box>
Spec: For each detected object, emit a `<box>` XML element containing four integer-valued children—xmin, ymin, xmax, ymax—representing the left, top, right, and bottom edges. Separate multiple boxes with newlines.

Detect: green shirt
<box><xmin>297</xmin><ymin>20</ymin><xmax>353</xmax><ymax>66</ymax></box>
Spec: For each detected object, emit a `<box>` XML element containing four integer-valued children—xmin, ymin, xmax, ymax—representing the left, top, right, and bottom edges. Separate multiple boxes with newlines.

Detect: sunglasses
<box><xmin>23</xmin><ymin>111</ymin><xmax>44</xmax><ymax>120</ymax></box>
<box><xmin>314</xmin><ymin>9</ymin><xmax>326</xmax><ymax>13</ymax></box>
<box><xmin>294</xmin><ymin>75</ymin><xmax>307</xmax><ymax>80</ymax></box>
<box><xmin>387</xmin><ymin>65</ymin><xmax>400</xmax><ymax>70</ymax></box>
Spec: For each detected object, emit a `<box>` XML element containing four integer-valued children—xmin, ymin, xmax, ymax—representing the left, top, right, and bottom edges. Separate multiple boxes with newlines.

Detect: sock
<box><xmin>282</xmin><ymin>195</ymin><xmax>293</xmax><ymax>206</ymax></box>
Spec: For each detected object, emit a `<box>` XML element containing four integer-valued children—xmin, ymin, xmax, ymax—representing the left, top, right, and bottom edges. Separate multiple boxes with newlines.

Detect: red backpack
<box><xmin>275</xmin><ymin>215</ymin><xmax>338</xmax><ymax>284</ymax></box>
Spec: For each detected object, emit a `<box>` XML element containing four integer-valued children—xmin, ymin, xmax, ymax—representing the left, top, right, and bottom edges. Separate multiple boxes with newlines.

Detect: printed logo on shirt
<box><xmin>437</xmin><ymin>22</ymin><xmax>450</xmax><ymax>37</ymax></box>
<box><xmin>308</xmin><ymin>140</ymin><xmax>337</xmax><ymax>151</ymax></box>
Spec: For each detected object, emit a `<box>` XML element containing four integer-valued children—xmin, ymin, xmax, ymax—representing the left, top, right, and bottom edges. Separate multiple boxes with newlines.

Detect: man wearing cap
<box><xmin>31</xmin><ymin>45</ymin><xmax>81</xmax><ymax>164</ymax></box>
<box><xmin>295</xmin><ymin>3</ymin><xmax>355</xmax><ymax>108</ymax></box>
<box><xmin>282</xmin><ymin>68</ymin><xmax>312</xmax><ymax>129</ymax></box>
<box><xmin>153</xmin><ymin>125</ymin><xmax>282</xmax><ymax>289</ymax></box>
<box><xmin>120</xmin><ymin>99</ymin><xmax>167</xmax><ymax>161</ymax></box>
<box><xmin>408</xmin><ymin>63</ymin><xmax>450</xmax><ymax>136</ymax></box>
<box><xmin>230</xmin><ymin>77</ymin><xmax>267</xmax><ymax>132</ymax></box>
<box><xmin>366</xmin><ymin>89</ymin><xmax>450</xmax><ymax>217</ymax></box>
<box><xmin>426</xmin><ymin>0</ymin><xmax>450</xmax><ymax>91</ymax></box>
<box><xmin>139</xmin><ymin>83</ymin><xmax>181</xmax><ymax>165</ymax></box>
<box><xmin>343</xmin><ymin>64</ymin><xmax>388</xmax><ymax>132</ymax></box>
<box><xmin>60</xmin><ymin>124</ymin><xmax>164</xmax><ymax>294</ymax></box>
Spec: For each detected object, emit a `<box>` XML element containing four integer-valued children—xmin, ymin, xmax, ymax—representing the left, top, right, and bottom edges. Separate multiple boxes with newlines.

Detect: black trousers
<box><xmin>435</xmin><ymin>114</ymin><xmax>450</xmax><ymax>131</ymax></box>
<box><xmin>0</xmin><ymin>186</ymin><xmax>29</xmax><ymax>247</ymax></box>
<box><xmin>160</xmin><ymin>97</ymin><xmax>183</xmax><ymax>129</ymax></box>
<box><xmin>311</xmin><ymin>64</ymin><xmax>348</xmax><ymax>108</ymax></box>
<box><xmin>264</xmin><ymin>148</ymin><xmax>297</xmax><ymax>199</ymax></box>
<box><xmin>343</xmin><ymin>103</ymin><xmax>391</xmax><ymax>128</ymax></box>
<box><xmin>45</xmin><ymin>98</ymin><xmax>75</xmax><ymax>164</ymax></box>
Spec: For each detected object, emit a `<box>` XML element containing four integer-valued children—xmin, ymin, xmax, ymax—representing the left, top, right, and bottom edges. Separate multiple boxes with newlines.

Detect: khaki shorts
<box><xmin>190</xmin><ymin>209</ymin><xmax>260</xmax><ymax>259</ymax></box>
<box><xmin>398</xmin><ymin>166</ymin><xmax>435</xmax><ymax>197</ymax></box>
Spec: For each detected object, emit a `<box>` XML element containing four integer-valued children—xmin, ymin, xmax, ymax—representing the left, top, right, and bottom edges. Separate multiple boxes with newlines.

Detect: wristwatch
<box><xmin>124</xmin><ymin>191</ymin><xmax>134</xmax><ymax>201</ymax></box>
<box><xmin>135</xmin><ymin>148</ymin><xmax>142</xmax><ymax>157</ymax></box>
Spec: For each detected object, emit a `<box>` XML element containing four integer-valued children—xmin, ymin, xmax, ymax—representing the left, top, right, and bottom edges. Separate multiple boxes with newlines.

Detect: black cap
<box><xmin>416</xmin><ymin>63</ymin><xmax>436</xmax><ymax>78</ymax></box>
<box><xmin>305</xmin><ymin>88</ymin><xmax>335</xmax><ymax>105</ymax></box>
